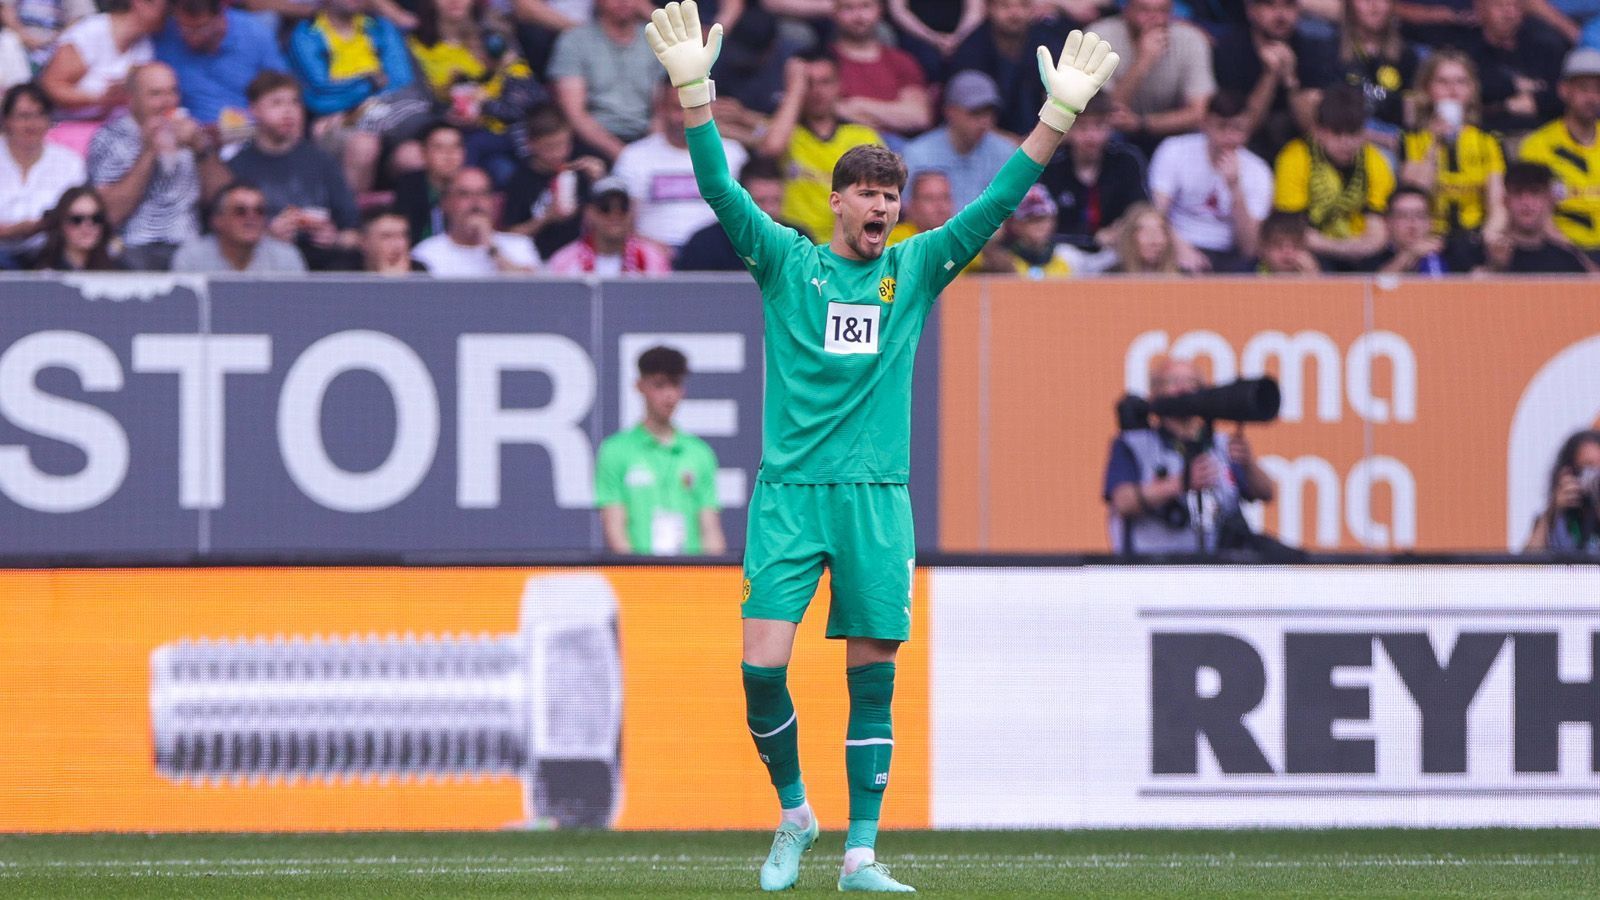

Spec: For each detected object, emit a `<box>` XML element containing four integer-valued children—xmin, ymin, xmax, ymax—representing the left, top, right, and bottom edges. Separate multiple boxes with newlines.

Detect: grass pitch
<box><xmin>1</xmin><ymin>829</ymin><xmax>1596</xmax><ymax>898</ymax></box>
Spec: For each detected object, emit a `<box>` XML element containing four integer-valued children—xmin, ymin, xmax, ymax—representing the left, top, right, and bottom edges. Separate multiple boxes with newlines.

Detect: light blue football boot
<box><xmin>837</xmin><ymin>860</ymin><xmax>916</xmax><ymax>892</ymax></box>
<box><xmin>759</xmin><ymin>817</ymin><xmax>820</xmax><ymax>891</ymax></box>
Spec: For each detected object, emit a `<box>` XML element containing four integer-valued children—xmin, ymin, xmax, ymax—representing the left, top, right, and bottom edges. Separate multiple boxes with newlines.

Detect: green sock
<box><xmin>844</xmin><ymin>661</ymin><xmax>895</xmax><ymax>849</ymax></box>
<box><xmin>742</xmin><ymin>662</ymin><xmax>805</xmax><ymax>809</ymax></box>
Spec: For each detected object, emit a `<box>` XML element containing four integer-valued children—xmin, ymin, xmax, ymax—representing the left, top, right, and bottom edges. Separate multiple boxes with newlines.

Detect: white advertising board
<box><xmin>930</xmin><ymin>566</ymin><xmax>1600</xmax><ymax>828</ymax></box>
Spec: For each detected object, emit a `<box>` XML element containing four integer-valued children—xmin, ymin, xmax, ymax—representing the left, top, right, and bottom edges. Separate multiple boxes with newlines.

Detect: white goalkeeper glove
<box><xmin>1036</xmin><ymin>30</ymin><xmax>1120</xmax><ymax>133</ymax></box>
<box><xmin>645</xmin><ymin>0</ymin><xmax>723</xmax><ymax>109</ymax></box>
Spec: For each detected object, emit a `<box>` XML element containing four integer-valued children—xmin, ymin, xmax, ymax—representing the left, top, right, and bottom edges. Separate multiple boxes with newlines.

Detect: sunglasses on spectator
<box><xmin>66</xmin><ymin>213</ymin><xmax>107</xmax><ymax>226</ymax></box>
<box><xmin>227</xmin><ymin>204</ymin><xmax>267</xmax><ymax>217</ymax></box>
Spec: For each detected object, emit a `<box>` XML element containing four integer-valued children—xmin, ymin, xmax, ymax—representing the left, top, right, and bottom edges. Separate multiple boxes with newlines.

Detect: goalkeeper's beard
<box><xmin>841</xmin><ymin>214</ymin><xmax>894</xmax><ymax>261</ymax></box>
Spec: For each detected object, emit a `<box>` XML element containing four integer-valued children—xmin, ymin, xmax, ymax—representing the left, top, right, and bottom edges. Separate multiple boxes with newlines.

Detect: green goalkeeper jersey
<box><xmin>687</xmin><ymin>120</ymin><xmax>1043</xmax><ymax>485</ymax></box>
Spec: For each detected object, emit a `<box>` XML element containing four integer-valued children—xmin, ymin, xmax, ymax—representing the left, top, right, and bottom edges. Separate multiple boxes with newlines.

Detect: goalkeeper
<box><xmin>645</xmin><ymin>2</ymin><xmax>1118</xmax><ymax>892</ymax></box>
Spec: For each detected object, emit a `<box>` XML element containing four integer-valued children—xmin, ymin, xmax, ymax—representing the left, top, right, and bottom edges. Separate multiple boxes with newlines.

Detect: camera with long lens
<box><xmin>1115</xmin><ymin>377</ymin><xmax>1283</xmax><ymax>431</ymax></box>
<box><xmin>1114</xmin><ymin>377</ymin><xmax>1283</xmax><ymax>538</ymax></box>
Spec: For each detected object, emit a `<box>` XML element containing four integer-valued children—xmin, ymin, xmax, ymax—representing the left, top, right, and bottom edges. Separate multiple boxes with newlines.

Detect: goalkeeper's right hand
<box><xmin>646</xmin><ymin>1</ymin><xmax>723</xmax><ymax>109</ymax></box>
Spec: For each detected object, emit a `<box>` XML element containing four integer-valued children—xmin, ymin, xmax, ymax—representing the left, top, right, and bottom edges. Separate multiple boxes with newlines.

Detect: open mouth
<box><xmin>862</xmin><ymin>220</ymin><xmax>887</xmax><ymax>243</ymax></box>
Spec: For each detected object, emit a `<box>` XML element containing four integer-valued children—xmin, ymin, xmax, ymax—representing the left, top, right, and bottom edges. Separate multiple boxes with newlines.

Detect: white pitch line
<box><xmin>0</xmin><ymin>854</ymin><xmax>1592</xmax><ymax>878</ymax></box>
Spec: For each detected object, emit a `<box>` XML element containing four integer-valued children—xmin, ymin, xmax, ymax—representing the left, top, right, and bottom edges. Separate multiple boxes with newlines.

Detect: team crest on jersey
<box><xmin>878</xmin><ymin>276</ymin><xmax>896</xmax><ymax>304</ymax></box>
<box><xmin>741</xmin><ymin>578</ymin><xmax>752</xmax><ymax>601</ymax></box>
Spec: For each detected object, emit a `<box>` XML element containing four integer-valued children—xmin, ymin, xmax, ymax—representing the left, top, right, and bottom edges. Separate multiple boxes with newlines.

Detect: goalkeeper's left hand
<box><xmin>645</xmin><ymin>1</ymin><xmax>723</xmax><ymax>109</ymax></box>
<box><xmin>1036</xmin><ymin>30</ymin><xmax>1119</xmax><ymax>133</ymax></box>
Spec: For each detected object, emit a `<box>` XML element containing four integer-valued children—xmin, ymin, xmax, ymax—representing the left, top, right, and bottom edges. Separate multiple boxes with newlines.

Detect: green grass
<box><xmin>0</xmin><ymin>829</ymin><xmax>1596</xmax><ymax>898</ymax></box>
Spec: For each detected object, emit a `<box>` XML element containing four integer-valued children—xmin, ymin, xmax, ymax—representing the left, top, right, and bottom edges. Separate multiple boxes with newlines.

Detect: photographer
<box><xmin>1103</xmin><ymin>357</ymin><xmax>1277</xmax><ymax>555</ymax></box>
<box><xmin>1523</xmin><ymin>429</ymin><xmax>1600</xmax><ymax>555</ymax></box>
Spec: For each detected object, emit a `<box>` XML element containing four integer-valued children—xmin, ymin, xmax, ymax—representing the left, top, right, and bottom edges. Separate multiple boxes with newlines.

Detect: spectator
<box><xmin>0</xmin><ymin>0</ymin><xmax>93</xmax><ymax>76</ymax></box>
<box><xmin>171</xmin><ymin>180</ymin><xmax>308</xmax><ymax>272</ymax></box>
<box><xmin>676</xmin><ymin>157</ymin><xmax>788</xmax><ymax>269</ymax></box>
<box><xmin>1037</xmin><ymin>96</ymin><xmax>1148</xmax><ymax>248</ymax></box>
<box><xmin>408</xmin><ymin>0</ymin><xmax>547</xmax><ymax>186</ymax></box>
<box><xmin>1469</xmin><ymin>0</ymin><xmax>1567</xmax><ymax>135</ymax></box>
<box><xmin>1090</xmin><ymin>0</ymin><xmax>1215</xmax><ymax>156</ymax></box>
<box><xmin>548</xmin><ymin>0</ymin><xmax>657</xmax><ymax>160</ymax></box>
<box><xmin>887</xmin><ymin>0</ymin><xmax>983</xmax><ymax>74</ymax></box>
<box><xmin>1149</xmin><ymin>90</ymin><xmax>1274</xmax><ymax>271</ymax></box>
<box><xmin>830</xmin><ymin>0</ymin><xmax>932</xmax><ymax>140</ymax></box>
<box><xmin>985</xmin><ymin>184</ymin><xmax>1115</xmax><ymax>276</ymax></box>
<box><xmin>154</xmin><ymin>0</ymin><xmax>287</xmax><ymax>128</ymax></box>
<box><xmin>1532</xmin><ymin>0</ymin><xmax>1583</xmax><ymax>45</ymax></box>
<box><xmin>1337</xmin><ymin>0</ymin><xmax>1417</xmax><ymax>136</ymax></box>
<box><xmin>1519</xmin><ymin>47</ymin><xmax>1600</xmax><ymax>252</ymax></box>
<box><xmin>1523</xmin><ymin>429</ymin><xmax>1600</xmax><ymax>554</ymax></box>
<box><xmin>288</xmin><ymin>0</ymin><xmax>426</xmax><ymax>193</ymax></box>
<box><xmin>1400</xmin><ymin>50</ymin><xmax>1506</xmax><ymax>240</ymax></box>
<box><xmin>1253</xmin><ymin>209</ymin><xmax>1321</xmax><ymax>272</ymax></box>
<box><xmin>546</xmin><ymin>175</ymin><xmax>672</xmax><ymax>274</ymax></box>
<box><xmin>616</xmin><ymin>81</ymin><xmax>748</xmax><ymax>251</ymax></box>
<box><xmin>502</xmin><ymin>105</ymin><xmax>607</xmax><ymax>258</ymax></box>
<box><xmin>412</xmin><ymin>166</ymin><xmax>543</xmax><ymax>274</ymax></box>
<box><xmin>1213</xmin><ymin>0</ymin><xmax>1338</xmax><ymax>161</ymax></box>
<box><xmin>901</xmin><ymin>70</ymin><xmax>1016</xmax><ymax>210</ymax></box>
<box><xmin>360</xmin><ymin>206</ymin><xmax>426</xmax><ymax>273</ymax></box>
<box><xmin>1395</xmin><ymin>0</ymin><xmax>1475</xmax><ymax>48</ymax></box>
<box><xmin>887</xmin><ymin>167</ymin><xmax>950</xmax><ymax>243</ymax></box>
<box><xmin>595</xmin><ymin>344</ymin><xmax>726</xmax><ymax>556</ymax></box>
<box><xmin>31</xmin><ymin>185</ymin><xmax>124</xmax><ymax>270</ymax></box>
<box><xmin>0</xmin><ymin>83</ymin><xmax>84</xmax><ymax>268</ymax></box>
<box><xmin>1273</xmin><ymin>84</ymin><xmax>1393</xmax><ymax>266</ymax></box>
<box><xmin>394</xmin><ymin>122</ymin><xmax>465</xmax><ymax>246</ymax></box>
<box><xmin>509</xmin><ymin>0</ymin><xmax>588</xmax><ymax>81</ymax></box>
<box><xmin>38</xmin><ymin>0</ymin><xmax>168</xmax><ymax>152</ymax></box>
<box><xmin>1473</xmin><ymin>161</ymin><xmax>1598</xmax><ymax>271</ymax></box>
<box><xmin>1108</xmin><ymin>202</ymin><xmax>1182</xmax><ymax>273</ymax></box>
<box><xmin>1103</xmin><ymin>356</ymin><xmax>1276</xmax><ymax>555</ymax></box>
<box><xmin>945</xmin><ymin>0</ymin><xmax>1059</xmax><ymax>138</ymax></box>
<box><xmin>761</xmin><ymin>54</ymin><xmax>884</xmax><ymax>242</ymax></box>
<box><xmin>705</xmin><ymin>4</ymin><xmax>809</xmax><ymax>119</ymax></box>
<box><xmin>228</xmin><ymin>71</ymin><xmax>362</xmax><ymax>270</ymax></box>
<box><xmin>87</xmin><ymin>63</ymin><xmax>231</xmax><ymax>271</ymax></box>
<box><xmin>1366</xmin><ymin>185</ymin><xmax>1477</xmax><ymax>272</ymax></box>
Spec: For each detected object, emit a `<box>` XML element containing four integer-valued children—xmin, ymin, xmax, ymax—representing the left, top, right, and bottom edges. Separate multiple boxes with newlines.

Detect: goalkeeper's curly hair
<box><xmin>832</xmin><ymin>144</ymin><xmax>908</xmax><ymax>193</ymax></box>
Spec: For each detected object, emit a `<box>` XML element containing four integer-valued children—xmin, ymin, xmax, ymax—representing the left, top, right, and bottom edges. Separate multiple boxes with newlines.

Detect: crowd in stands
<box><xmin>2</xmin><ymin>0</ymin><xmax>1599</xmax><ymax>276</ymax></box>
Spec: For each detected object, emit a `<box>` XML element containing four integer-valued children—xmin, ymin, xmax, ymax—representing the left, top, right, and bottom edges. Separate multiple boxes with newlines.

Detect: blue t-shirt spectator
<box><xmin>154</xmin><ymin>9</ymin><xmax>288</xmax><ymax>125</ymax></box>
<box><xmin>901</xmin><ymin>128</ymin><xmax>1017</xmax><ymax>210</ymax></box>
<box><xmin>287</xmin><ymin>12</ymin><xmax>414</xmax><ymax>118</ymax></box>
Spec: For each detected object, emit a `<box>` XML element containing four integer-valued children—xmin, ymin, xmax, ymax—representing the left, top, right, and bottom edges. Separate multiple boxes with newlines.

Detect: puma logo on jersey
<box><xmin>810</xmin><ymin>277</ymin><xmax>829</xmax><ymax>295</ymax></box>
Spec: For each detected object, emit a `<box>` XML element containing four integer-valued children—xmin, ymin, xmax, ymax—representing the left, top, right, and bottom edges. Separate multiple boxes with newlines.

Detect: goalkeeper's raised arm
<box><xmin>645</xmin><ymin>0</ymin><xmax>796</xmax><ymax>273</ymax></box>
<box><xmin>909</xmin><ymin>29</ymin><xmax>1120</xmax><ymax>274</ymax></box>
<box><xmin>645</xmin><ymin>0</ymin><xmax>1120</xmax><ymax>274</ymax></box>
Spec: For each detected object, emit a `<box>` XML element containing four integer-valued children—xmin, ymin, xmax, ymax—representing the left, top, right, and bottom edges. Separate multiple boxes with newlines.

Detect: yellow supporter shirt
<box><xmin>315</xmin><ymin>14</ymin><xmax>382</xmax><ymax>81</ymax></box>
<box><xmin>1273</xmin><ymin>138</ymin><xmax>1395</xmax><ymax>239</ymax></box>
<box><xmin>887</xmin><ymin>222</ymin><xmax>918</xmax><ymax>244</ymax></box>
<box><xmin>781</xmin><ymin>122</ymin><xmax>884</xmax><ymax>243</ymax></box>
<box><xmin>408</xmin><ymin>37</ymin><xmax>487</xmax><ymax>98</ymax></box>
<box><xmin>1519</xmin><ymin>119</ymin><xmax>1600</xmax><ymax>250</ymax></box>
<box><xmin>1401</xmin><ymin>125</ymin><xmax>1504</xmax><ymax>233</ymax></box>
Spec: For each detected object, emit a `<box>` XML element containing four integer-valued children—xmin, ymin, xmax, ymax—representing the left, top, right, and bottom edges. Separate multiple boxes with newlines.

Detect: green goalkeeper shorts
<box><xmin>740</xmin><ymin>481</ymin><xmax>916</xmax><ymax>641</ymax></box>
